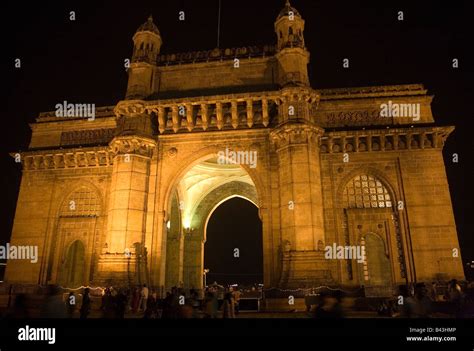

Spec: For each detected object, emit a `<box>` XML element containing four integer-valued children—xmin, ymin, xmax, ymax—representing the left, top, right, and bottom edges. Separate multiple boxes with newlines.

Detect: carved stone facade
<box><xmin>5</xmin><ymin>2</ymin><xmax>464</xmax><ymax>295</ymax></box>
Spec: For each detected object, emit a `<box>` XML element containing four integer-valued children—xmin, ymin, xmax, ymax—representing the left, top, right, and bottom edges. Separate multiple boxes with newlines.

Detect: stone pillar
<box><xmin>201</xmin><ymin>104</ymin><xmax>209</xmax><ymax>131</ymax></box>
<box><xmin>231</xmin><ymin>101</ymin><xmax>238</xmax><ymax>129</ymax></box>
<box><xmin>157</xmin><ymin>107</ymin><xmax>166</xmax><ymax>133</ymax></box>
<box><xmin>270</xmin><ymin>122</ymin><xmax>331</xmax><ymax>288</ymax></box>
<box><xmin>262</xmin><ymin>98</ymin><xmax>269</xmax><ymax>127</ymax></box>
<box><xmin>246</xmin><ymin>99</ymin><xmax>254</xmax><ymax>128</ymax></box>
<box><xmin>185</xmin><ymin>103</ymin><xmax>194</xmax><ymax>132</ymax></box>
<box><xmin>96</xmin><ymin>135</ymin><xmax>156</xmax><ymax>286</ymax></box>
<box><xmin>171</xmin><ymin>105</ymin><xmax>179</xmax><ymax>132</ymax></box>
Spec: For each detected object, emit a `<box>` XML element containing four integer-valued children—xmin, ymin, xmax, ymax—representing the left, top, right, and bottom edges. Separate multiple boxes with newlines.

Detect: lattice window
<box><xmin>60</xmin><ymin>187</ymin><xmax>100</xmax><ymax>217</ymax></box>
<box><xmin>343</xmin><ymin>175</ymin><xmax>392</xmax><ymax>209</ymax></box>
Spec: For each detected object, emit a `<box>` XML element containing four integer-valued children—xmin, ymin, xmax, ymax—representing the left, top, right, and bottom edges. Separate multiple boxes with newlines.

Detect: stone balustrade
<box><xmin>320</xmin><ymin>126</ymin><xmax>454</xmax><ymax>153</ymax></box>
<box><xmin>143</xmin><ymin>92</ymin><xmax>285</xmax><ymax>134</ymax></box>
<box><xmin>17</xmin><ymin>147</ymin><xmax>114</xmax><ymax>171</ymax></box>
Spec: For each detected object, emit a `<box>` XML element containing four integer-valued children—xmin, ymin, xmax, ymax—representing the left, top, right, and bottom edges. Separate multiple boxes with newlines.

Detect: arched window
<box><xmin>343</xmin><ymin>175</ymin><xmax>392</xmax><ymax>209</ymax></box>
<box><xmin>289</xmin><ymin>27</ymin><xmax>293</xmax><ymax>35</ymax></box>
<box><xmin>279</xmin><ymin>31</ymin><xmax>283</xmax><ymax>39</ymax></box>
<box><xmin>60</xmin><ymin>186</ymin><xmax>101</xmax><ymax>217</ymax></box>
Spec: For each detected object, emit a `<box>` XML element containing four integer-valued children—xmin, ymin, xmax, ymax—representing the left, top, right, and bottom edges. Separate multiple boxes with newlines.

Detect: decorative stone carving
<box><xmin>270</xmin><ymin>124</ymin><xmax>324</xmax><ymax>150</ymax></box>
<box><xmin>109</xmin><ymin>136</ymin><xmax>156</xmax><ymax>158</ymax></box>
<box><xmin>114</xmin><ymin>100</ymin><xmax>147</xmax><ymax>117</ymax></box>
<box><xmin>18</xmin><ymin>147</ymin><xmax>114</xmax><ymax>170</ymax></box>
<box><xmin>156</xmin><ymin>44</ymin><xmax>277</xmax><ymax>65</ymax></box>
<box><xmin>167</xmin><ymin>147</ymin><xmax>178</xmax><ymax>158</ymax></box>
<box><xmin>60</xmin><ymin>128</ymin><xmax>116</xmax><ymax>147</ymax></box>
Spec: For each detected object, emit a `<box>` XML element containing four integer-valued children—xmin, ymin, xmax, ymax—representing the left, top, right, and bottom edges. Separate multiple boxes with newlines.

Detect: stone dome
<box><xmin>277</xmin><ymin>0</ymin><xmax>301</xmax><ymax>20</ymax></box>
<box><xmin>136</xmin><ymin>15</ymin><xmax>160</xmax><ymax>35</ymax></box>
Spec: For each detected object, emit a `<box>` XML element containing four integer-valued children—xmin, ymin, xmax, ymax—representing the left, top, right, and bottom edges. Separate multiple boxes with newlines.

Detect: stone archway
<box><xmin>359</xmin><ymin>233</ymin><xmax>392</xmax><ymax>287</ymax></box>
<box><xmin>60</xmin><ymin>240</ymin><xmax>86</xmax><ymax>288</ymax></box>
<box><xmin>49</xmin><ymin>184</ymin><xmax>101</xmax><ymax>285</ymax></box>
<box><xmin>151</xmin><ymin>139</ymin><xmax>275</xmax><ymax>292</ymax></box>
<box><xmin>162</xmin><ymin>155</ymin><xmax>265</xmax><ymax>291</ymax></box>
<box><xmin>337</xmin><ymin>172</ymin><xmax>407</xmax><ymax>292</ymax></box>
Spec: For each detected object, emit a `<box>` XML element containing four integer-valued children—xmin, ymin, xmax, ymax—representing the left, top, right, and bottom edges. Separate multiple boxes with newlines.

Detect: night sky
<box><xmin>205</xmin><ymin>197</ymin><xmax>263</xmax><ymax>286</ymax></box>
<box><xmin>1</xmin><ymin>0</ymin><xmax>473</xmax><ymax>279</ymax></box>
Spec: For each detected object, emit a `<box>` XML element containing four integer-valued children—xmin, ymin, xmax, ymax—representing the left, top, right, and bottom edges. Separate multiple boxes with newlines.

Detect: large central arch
<box><xmin>162</xmin><ymin>155</ymin><xmax>266</xmax><ymax>291</ymax></box>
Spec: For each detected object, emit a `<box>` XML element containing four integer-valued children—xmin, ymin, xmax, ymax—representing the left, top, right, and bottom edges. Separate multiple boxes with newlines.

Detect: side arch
<box><xmin>334</xmin><ymin>167</ymin><xmax>408</xmax><ymax>289</ymax></box>
<box><xmin>47</xmin><ymin>182</ymin><xmax>104</xmax><ymax>285</ymax></box>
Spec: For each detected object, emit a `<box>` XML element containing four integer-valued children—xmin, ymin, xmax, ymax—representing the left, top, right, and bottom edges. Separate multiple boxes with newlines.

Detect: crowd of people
<box><xmin>2</xmin><ymin>279</ymin><xmax>473</xmax><ymax>319</ymax></box>
<box><xmin>305</xmin><ymin>279</ymin><xmax>474</xmax><ymax>319</ymax></box>
<box><xmin>4</xmin><ymin>283</ymin><xmax>246</xmax><ymax>319</ymax></box>
<box><xmin>375</xmin><ymin>279</ymin><xmax>471</xmax><ymax>318</ymax></box>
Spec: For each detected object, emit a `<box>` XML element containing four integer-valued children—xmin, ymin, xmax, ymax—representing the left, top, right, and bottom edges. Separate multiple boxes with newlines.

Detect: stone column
<box><xmin>246</xmin><ymin>99</ymin><xmax>254</xmax><ymax>128</ymax></box>
<box><xmin>270</xmin><ymin>122</ymin><xmax>331</xmax><ymax>288</ymax></box>
<box><xmin>96</xmin><ymin>135</ymin><xmax>156</xmax><ymax>286</ymax></box>
<box><xmin>231</xmin><ymin>101</ymin><xmax>238</xmax><ymax>129</ymax></box>
<box><xmin>186</xmin><ymin>103</ymin><xmax>194</xmax><ymax>132</ymax></box>
<box><xmin>157</xmin><ymin>107</ymin><xmax>166</xmax><ymax>133</ymax></box>
<box><xmin>201</xmin><ymin>104</ymin><xmax>209</xmax><ymax>131</ymax></box>
<box><xmin>171</xmin><ymin>105</ymin><xmax>179</xmax><ymax>132</ymax></box>
<box><xmin>262</xmin><ymin>98</ymin><xmax>269</xmax><ymax>127</ymax></box>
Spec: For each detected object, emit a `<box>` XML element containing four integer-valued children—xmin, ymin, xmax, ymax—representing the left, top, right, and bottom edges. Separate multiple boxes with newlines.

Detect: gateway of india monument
<box><xmin>5</xmin><ymin>1</ymin><xmax>464</xmax><ymax>297</ymax></box>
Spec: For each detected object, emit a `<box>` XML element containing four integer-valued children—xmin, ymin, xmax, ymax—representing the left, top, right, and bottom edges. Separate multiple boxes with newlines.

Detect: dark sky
<box><xmin>1</xmin><ymin>0</ymin><xmax>473</xmax><ymax>279</ymax></box>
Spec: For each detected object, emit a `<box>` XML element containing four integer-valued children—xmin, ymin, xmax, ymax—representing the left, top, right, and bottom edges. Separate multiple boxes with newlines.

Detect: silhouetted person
<box><xmin>40</xmin><ymin>285</ymin><xmax>67</xmax><ymax>318</ymax></box>
<box><xmin>398</xmin><ymin>285</ymin><xmax>417</xmax><ymax>318</ymax></box>
<box><xmin>222</xmin><ymin>292</ymin><xmax>235</xmax><ymax>318</ymax></box>
<box><xmin>231</xmin><ymin>288</ymin><xmax>242</xmax><ymax>315</ymax></box>
<box><xmin>139</xmin><ymin>284</ymin><xmax>149</xmax><ymax>312</ymax></box>
<box><xmin>115</xmin><ymin>290</ymin><xmax>128</xmax><ymax>318</ymax></box>
<box><xmin>104</xmin><ymin>288</ymin><xmax>118</xmax><ymax>318</ymax></box>
<box><xmin>144</xmin><ymin>291</ymin><xmax>158</xmax><ymax>319</ymax></box>
<box><xmin>131</xmin><ymin>287</ymin><xmax>140</xmax><ymax>313</ymax></box>
<box><xmin>66</xmin><ymin>292</ymin><xmax>76</xmax><ymax>318</ymax></box>
<box><xmin>162</xmin><ymin>290</ymin><xmax>181</xmax><ymax>319</ymax></box>
<box><xmin>448</xmin><ymin>279</ymin><xmax>464</xmax><ymax>317</ymax></box>
<box><xmin>204</xmin><ymin>291</ymin><xmax>219</xmax><ymax>318</ymax></box>
<box><xmin>414</xmin><ymin>283</ymin><xmax>432</xmax><ymax>317</ymax></box>
<box><xmin>430</xmin><ymin>282</ymin><xmax>438</xmax><ymax>302</ymax></box>
<box><xmin>80</xmin><ymin>288</ymin><xmax>92</xmax><ymax>319</ymax></box>
<box><xmin>4</xmin><ymin>293</ymin><xmax>29</xmax><ymax>319</ymax></box>
<box><xmin>313</xmin><ymin>291</ymin><xmax>344</xmax><ymax>319</ymax></box>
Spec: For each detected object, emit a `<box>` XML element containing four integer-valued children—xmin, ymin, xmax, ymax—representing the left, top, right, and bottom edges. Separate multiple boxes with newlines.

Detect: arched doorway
<box><xmin>163</xmin><ymin>155</ymin><xmax>266</xmax><ymax>291</ymax></box>
<box><xmin>340</xmin><ymin>173</ymin><xmax>406</xmax><ymax>294</ymax></box>
<box><xmin>204</xmin><ymin>197</ymin><xmax>263</xmax><ymax>286</ymax></box>
<box><xmin>359</xmin><ymin>233</ymin><xmax>392</xmax><ymax>287</ymax></box>
<box><xmin>61</xmin><ymin>240</ymin><xmax>85</xmax><ymax>288</ymax></box>
<box><xmin>49</xmin><ymin>185</ymin><xmax>101</xmax><ymax>285</ymax></box>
